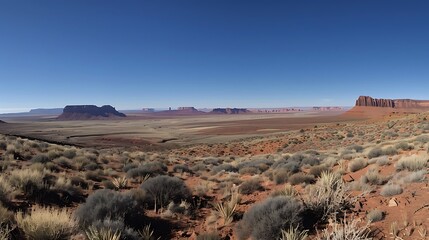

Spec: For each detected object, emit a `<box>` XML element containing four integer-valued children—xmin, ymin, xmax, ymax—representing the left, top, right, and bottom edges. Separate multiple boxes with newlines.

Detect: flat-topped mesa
<box><xmin>211</xmin><ymin>108</ymin><xmax>250</xmax><ymax>114</ymax></box>
<box><xmin>356</xmin><ymin>96</ymin><xmax>395</xmax><ymax>108</ymax></box>
<box><xmin>177</xmin><ymin>107</ymin><xmax>198</xmax><ymax>112</ymax></box>
<box><xmin>58</xmin><ymin>105</ymin><xmax>126</xmax><ymax>120</ymax></box>
<box><xmin>355</xmin><ymin>96</ymin><xmax>429</xmax><ymax>108</ymax></box>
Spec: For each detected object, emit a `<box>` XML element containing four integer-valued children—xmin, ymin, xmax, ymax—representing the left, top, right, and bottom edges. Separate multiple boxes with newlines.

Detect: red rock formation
<box><xmin>58</xmin><ymin>105</ymin><xmax>126</xmax><ymax>120</ymax></box>
<box><xmin>355</xmin><ymin>96</ymin><xmax>429</xmax><ymax>109</ymax></box>
<box><xmin>355</xmin><ymin>96</ymin><xmax>395</xmax><ymax>108</ymax></box>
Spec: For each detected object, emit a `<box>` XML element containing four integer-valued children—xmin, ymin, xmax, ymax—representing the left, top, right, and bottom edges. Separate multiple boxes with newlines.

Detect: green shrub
<box><xmin>236</xmin><ymin>196</ymin><xmax>302</xmax><ymax>240</ymax></box>
<box><xmin>140</xmin><ymin>176</ymin><xmax>191</xmax><ymax>209</ymax></box>
<box><xmin>75</xmin><ymin>189</ymin><xmax>145</xmax><ymax>229</ymax></box>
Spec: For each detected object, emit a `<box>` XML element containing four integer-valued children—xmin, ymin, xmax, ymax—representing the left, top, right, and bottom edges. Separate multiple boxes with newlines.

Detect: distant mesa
<box><xmin>355</xmin><ymin>96</ymin><xmax>429</xmax><ymax>108</ymax></box>
<box><xmin>176</xmin><ymin>107</ymin><xmax>198</xmax><ymax>112</ymax></box>
<box><xmin>142</xmin><ymin>108</ymin><xmax>155</xmax><ymax>113</ymax></box>
<box><xmin>211</xmin><ymin>108</ymin><xmax>250</xmax><ymax>114</ymax></box>
<box><xmin>312</xmin><ymin>107</ymin><xmax>343</xmax><ymax>111</ymax></box>
<box><xmin>58</xmin><ymin>105</ymin><xmax>126</xmax><ymax>120</ymax></box>
<box><xmin>249</xmin><ymin>108</ymin><xmax>302</xmax><ymax>113</ymax></box>
<box><xmin>346</xmin><ymin>96</ymin><xmax>429</xmax><ymax>118</ymax></box>
<box><xmin>151</xmin><ymin>107</ymin><xmax>204</xmax><ymax>116</ymax></box>
<box><xmin>29</xmin><ymin>108</ymin><xmax>63</xmax><ymax>115</ymax></box>
<box><xmin>0</xmin><ymin>120</ymin><xmax>5</xmax><ymax>123</ymax></box>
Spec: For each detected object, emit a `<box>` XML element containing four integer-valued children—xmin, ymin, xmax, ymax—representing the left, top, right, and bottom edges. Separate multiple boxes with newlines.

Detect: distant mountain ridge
<box><xmin>211</xmin><ymin>108</ymin><xmax>250</xmax><ymax>114</ymax></box>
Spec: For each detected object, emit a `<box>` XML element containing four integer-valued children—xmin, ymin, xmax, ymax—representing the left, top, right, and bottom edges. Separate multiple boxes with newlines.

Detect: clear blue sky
<box><xmin>1</xmin><ymin>1</ymin><xmax>429</xmax><ymax>113</ymax></box>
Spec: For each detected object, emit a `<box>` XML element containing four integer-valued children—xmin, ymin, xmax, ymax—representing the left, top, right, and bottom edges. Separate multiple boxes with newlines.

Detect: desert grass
<box><xmin>16</xmin><ymin>206</ymin><xmax>76</xmax><ymax>240</ymax></box>
<box><xmin>395</xmin><ymin>154</ymin><xmax>428</xmax><ymax>171</ymax></box>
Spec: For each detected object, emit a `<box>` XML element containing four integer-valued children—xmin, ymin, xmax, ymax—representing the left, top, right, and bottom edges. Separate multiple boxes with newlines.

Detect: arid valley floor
<box><xmin>1</xmin><ymin>108</ymin><xmax>429</xmax><ymax>239</ymax></box>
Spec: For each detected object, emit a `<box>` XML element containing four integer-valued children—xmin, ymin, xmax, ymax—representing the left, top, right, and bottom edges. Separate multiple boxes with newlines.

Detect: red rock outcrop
<box><xmin>356</xmin><ymin>96</ymin><xmax>395</xmax><ymax>108</ymax></box>
<box><xmin>58</xmin><ymin>105</ymin><xmax>126</xmax><ymax>120</ymax></box>
<box><xmin>355</xmin><ymin>96</ymin><xmax>429</xmax><ymax>109</ymax></box>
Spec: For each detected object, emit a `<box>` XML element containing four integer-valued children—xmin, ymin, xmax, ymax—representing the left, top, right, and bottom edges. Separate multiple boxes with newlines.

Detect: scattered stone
<box><xmin>389</xmin><ymin>198</ymin><xmax>398</xmax><ymax>207</ymax></box>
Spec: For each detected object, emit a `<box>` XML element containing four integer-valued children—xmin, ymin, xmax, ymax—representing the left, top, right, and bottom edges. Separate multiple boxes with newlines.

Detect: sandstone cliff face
<box><xmin>211</xmin><ymin>108</ymin><xmax>250</xmax><ymax>114</ymax></box>
<box><xmin>356</xmin><ymin>96</ymin><xmax>395</xmax><ymax>108</ymax></box>
<box><xmin>58</xmin><ymin>105</ymin><xmax>126</xmax><ymax>120</ymax></box>
<box><xmin>355</xmin><ymin>96</ymin><xmax>429</xmax><ymax>108</ymax></box>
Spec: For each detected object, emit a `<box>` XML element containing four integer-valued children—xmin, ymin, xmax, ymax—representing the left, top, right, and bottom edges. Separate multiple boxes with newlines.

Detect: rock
<box><xmin>356</xmin><ymin>96</ymin><xmax>395</xmax><ymax>108</ymax></box>
<box><xmin>388</xmin><ymin>198</ymin><xmax>398</xmax><ymax>207</ymax></box>
<box><xmin>355</xmin><ymin>201</ymin><xmax>363</xmax><ymax>211</ymax></box>
<box><xmin>355</xmin><ymin>96</ymin><xmax>429</xmax><ymax>108</ymax></box>
<box><xmin>57</xmin><ymin>105</ymin><xmax>126</xmax><ymax>120</ymax></box>
<box><xmin>211</xmin><ymin>108</ymin><xmax>250</xmax><ymax>114</ymax></box>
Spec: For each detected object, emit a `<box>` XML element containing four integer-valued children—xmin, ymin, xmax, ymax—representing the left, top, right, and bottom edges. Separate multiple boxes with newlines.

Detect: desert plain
<box><xmin>1</xmin><ymin>100</ymin><xmax>429</xmax><ymax>239</ymax></box>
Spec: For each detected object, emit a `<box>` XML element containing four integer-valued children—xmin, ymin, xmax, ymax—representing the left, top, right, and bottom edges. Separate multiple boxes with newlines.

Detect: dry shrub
<box><xmin>348</xmin><ymin>158</ymin><xmax>367</xmax><ymax>172</ymax></box>
<box><xmin>395</xmin><ymin>154</ymin><xmax>428</xmax><ymax>171</ymax></box>
<box><xmin>380</xmin><ymin>184</ymin><xmax>403</xmax><ymax>197</ymax></box>
<box><xmin>367</xmin><ymin>209</ymin><xmax>384</xmax><ymax>222</ymax></box>
<box><xmin>0</xmin><ymin>176</ymin><xmax>13</xmax><ymax>204</ymax></box>
<box><xmin>303</xmin><ymin>172</ymin><xmax>352</xmax><ymax>225</ymax></box>
<box><xmin>239</xmin><ymin>178</ymin><xmax>264</xmax><ymax>195</ymax></box>
<box><xmin>288</xmin><ymin>173</ymin><xmax>315</xmax><ymax>185</ymax></box>
<box><xmin>318</xmin><ymin>215</ymin><xmax>372</xmax><ymax>239</ymax></box>
<box><xmin>16</xmin><ymin>206</ymin><xmax>76</xmax><ymax>240</ymax></box>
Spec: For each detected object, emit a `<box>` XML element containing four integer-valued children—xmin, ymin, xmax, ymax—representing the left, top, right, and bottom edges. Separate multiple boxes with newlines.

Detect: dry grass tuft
<box><xmin>16</xmin><ymin>206</ymin><xmax>76</xmax><ymax>240</ymax></box>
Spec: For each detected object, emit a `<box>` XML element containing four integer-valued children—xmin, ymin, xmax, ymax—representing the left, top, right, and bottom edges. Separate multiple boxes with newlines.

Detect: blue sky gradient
<box><xmin>1</xmin><ymin>1</ymin><xmax>429</xmax><ymax>112</ymax></box>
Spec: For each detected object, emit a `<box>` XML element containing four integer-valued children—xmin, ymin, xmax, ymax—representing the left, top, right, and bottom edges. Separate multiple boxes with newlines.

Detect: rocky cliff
<box><xmin>211</xmin><ymin>108</ymin><xmax>250</xmax><ymax>114</ymax></box>
<box><xmin>58</xmin><ymin>105</ymin><xmax>126</xmax><ymax>120</ymax></box>
<box><xmin>355</xmin><ymin>96</ymin><xmax>429</xmax><ymax>108</ymax></box>
<box><xmin>355</xmin><ymin>96</ymin><xmax>395</xmax><ymax>107</ymax></box>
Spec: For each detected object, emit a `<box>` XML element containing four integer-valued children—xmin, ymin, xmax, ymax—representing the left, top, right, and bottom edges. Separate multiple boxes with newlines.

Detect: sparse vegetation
<box><xmin>16</xmin><ymin>206</ymin><xmax>76</xmax><ymax>240</ymax></box>
<box><xmin>140</xmin><ymin>175</ymin><xmax>191</xmax><ymax>209</ymax></box>
<box><xmin>236</xmin><ymin>196</ymin><xmax>302</xmax><ymax>240</ymax></box>
<box><xmin>367</xmin><ymin>209</ymin><xmax>384</xmax><ymax>222</ymax></box>
<box><xmin>380</xmin><ymin>184</ymin><xmax>403</xmax><ymax>197</ymax></box>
